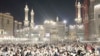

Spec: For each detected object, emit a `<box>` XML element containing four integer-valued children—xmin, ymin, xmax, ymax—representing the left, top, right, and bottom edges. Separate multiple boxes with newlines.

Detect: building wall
<box><xmin>89</xmin><ymin>0</ymin><xmax>100</xmax><ymax>38</ymax></box>
<box><xmin>14</xmin><ymin>20</ymin><xmax>18</xmax><ymax>37</ymax></box>
<box><xmin>94</xmin><ymin>4</ymin><xmax>100</xmax><ymax>37</ymax></box>
<box><xmin>44</xmin><ymin>23</ymin><xmax>54</xmax><ymax>38</ymax></box>
<box><xmin>89</xmin><ymin>0</ymin><xmax>100</xmax><ymax>36</ymax></box>
<box><xmin>44</xmin><ymin>21</ymin><xmax>67</xmax><ymax>38</ymax></box>
<box><xmin>57</xmin><ymin>22</ymin><xmax>66</xmax><ymax>38</ymax></box>
<box><xmin>89</xmin><ymin>0</ymin><xmax>96</xmax><ymax>37</ymax></box>
<box><xmin>0</xmin><ymin>13</ymin><xmax>14</xmax><ymax>36</ymax></box>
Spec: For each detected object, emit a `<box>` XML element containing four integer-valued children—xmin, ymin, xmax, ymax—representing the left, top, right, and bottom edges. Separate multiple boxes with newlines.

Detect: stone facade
<box><xmin>0</xmin><ymin>13</ymin><xmax>13</xmax><ymax>36</ymax></box>
<box><xmin>89</xmin><ymin>0</ymin><xmax>100</xmax><ymax>38</ymax></box>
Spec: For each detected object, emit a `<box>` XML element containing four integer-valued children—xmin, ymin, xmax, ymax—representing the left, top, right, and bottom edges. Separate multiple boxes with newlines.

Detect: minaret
<box><xmin>74</xmin><ymin>0</ymin><xmax>84</xmax><ymax>40</ymax></box>
<box><xmin>24</xmin><ymin>4</ymin><xmax>29</xmax><ymax>27</ymax></box>
<box><xmin>30</xmin><ymin>9</ymin><xmax>34</xmax><ymax>28</ymax></box>
<box><xmin>56</xmin><ymin>16</ymin><xmax>59</xmax><ymax>22</ymax></box>
<box><xmin>75</xmin><ymin>1</ymin><xmax>82</xmax><ymax>24</ymax></box>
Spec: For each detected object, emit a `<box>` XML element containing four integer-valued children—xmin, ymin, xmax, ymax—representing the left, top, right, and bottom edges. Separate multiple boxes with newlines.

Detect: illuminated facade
<box><xmin>0</xmin><ymin>13</ymin><xmax>14</xmax><ymax>37</ymax></box>
<box><xmin>14</xmin><ymin>20</ymin><xmax>22</xmax><ymax>37</ymax></box>
<box><xmin>89</xmin><ymin>0</ymin><xmax>100</xmax><ymax>39</ymax></box>
<box><xmin>43</xmin><ymin>17</ymin><xmax>67</xmax><ymax>40</ymax></box>
<box><xmin>69</xmin><ymin>25</ymin><xmax>77</xmax><ymax>40</ymax></box>
<box><xmin>0</xmin><ymin>4</ymin><xmax>68</xmax><ymax>42</ymax></box>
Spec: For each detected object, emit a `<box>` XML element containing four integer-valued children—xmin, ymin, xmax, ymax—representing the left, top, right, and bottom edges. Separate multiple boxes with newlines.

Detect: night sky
<box><xmin>0</xmin><ymin>0</ymin><xmax>83</xmax><ymax>24</ymax></box>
